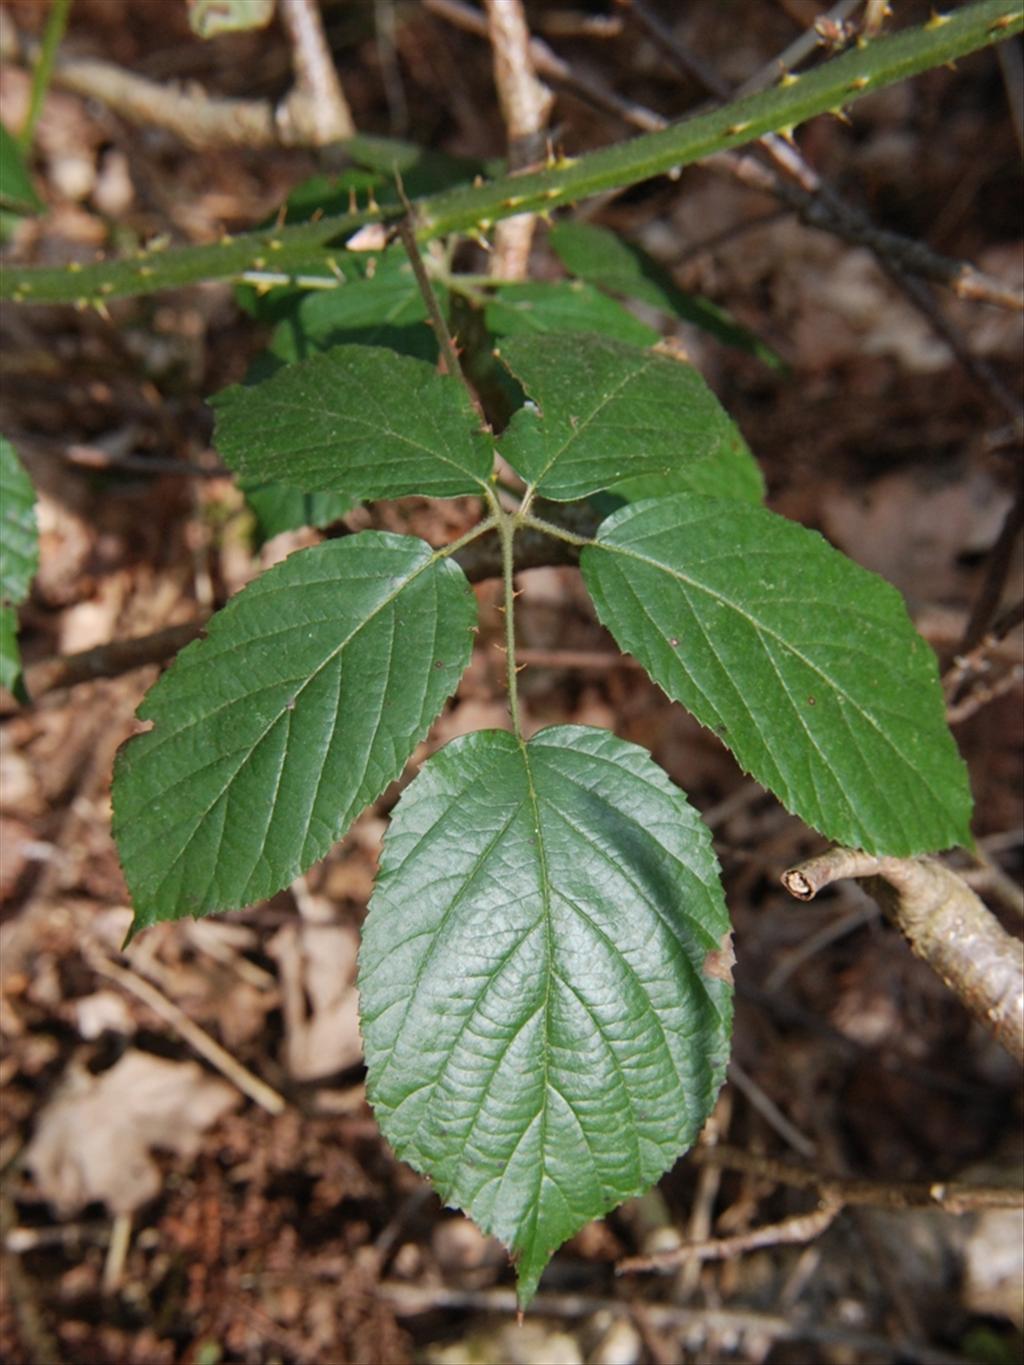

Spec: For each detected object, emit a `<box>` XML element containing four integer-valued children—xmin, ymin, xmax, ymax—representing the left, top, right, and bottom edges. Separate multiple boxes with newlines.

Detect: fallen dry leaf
<box><xmin>25</xmin><ymin>1050</ymin><xmax>238</xmax><ymax>1215</ymax></box>
<box><xmin>269</xmin><ymin>921</ymin><xmax>362</xmax><ymax>1081</ymax></box>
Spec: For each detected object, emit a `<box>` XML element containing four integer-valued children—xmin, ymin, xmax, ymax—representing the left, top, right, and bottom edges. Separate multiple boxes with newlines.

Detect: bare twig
<box><xmin>765</xmin><ymin>900</ymin><xmax>880</xmax><ymax>993</ymax></box>
<box><xmin>782</xmin><ymin>849</ymin><xmax>1024</xmax><ymax>1062</ymax></box>
<box><xmin>376</xmin><ymin>1281</ymin><xmax>971</xmax><ymax>1363</ymax></box>
<box><xmin>737</xmin><ymin>0</ymin><xmax>865</xmax><ymax>95</ymax></box>
<box><xmin>428</xmin><ymin>0</ymin><xmax>1023</xmax><ymax>320</ymax></box>
<box><xmin>0</xmin><ymin>20</ymin><xmax>340</xmax><ymax>149</ymax></box>
<box><xmin>727</xmin><ymin>1058</ymin><xmax>816</xmax><ymax>1158</ymax></box>
<box><xmin>395</xmin><ymin>194</ymin><xmax>483</xmax><ymax>414</ymax></box>
<box><xmin>720</xmin><ymin>149</ymin><xmax>1024</xmax><ymax>314</ymax></box>
<box><xmin>12</xmin><ymin>620</ymin><xmax>209</xmax><ymax>706</ymax></box>
<box><xmin>423</xmin><ymin>0</ymin><xmax>663</xmax><ymax>132</ymax></box>
<box><xmin>678</xmin><ymin>1091</ymin><xmax>731</xmax><ymax>1295</ymax></box>
<box><xmin>965</xmin><ymin>837</ymin><xmax>1024</xmax><ymax>918</ymax></box>
<box><xmin>101</xmin><ymin>1211</ymin><xmax>132</xmax><ymax>1295</ymax></box>
<box><xmin>86</xmin><ymin>950</ymin><xmax>287</xmax><ymax>1115</ymax></box>
<box><xmin>516</xmin><ymin>647</ymin><xmax>640</xmax><ymax>670</ymax></box>
<box><xmin>278</xmin><ymin>0</ymin><xmax>355</xmax><ymax>143</ymax></box>
<box><xmin>689</xmin><ymin>1142</ymin><xmax>1024</xmax><ymax>1213</ymax></box>
<box><xmin>484</xmin><ymin>0</ymin><xmax>553</xmax><ymax>279</ymax></box>
<box><xmin>947</xmin><ymin>664</ymin><xmax>1023</xmax><ymax>723</ymax></box>
<box><xmin>618</xmin><ymin>1196</ymin><xmax>843</xmax><ymax>1274</ymax></box>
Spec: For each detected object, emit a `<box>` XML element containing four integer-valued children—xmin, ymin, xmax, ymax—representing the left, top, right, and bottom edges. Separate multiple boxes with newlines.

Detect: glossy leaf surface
<box><xmin>114</xmin><ymin>533</ymin><xmax>477</xmax><ymax>929</ymax></box>
<box><xmin>582</xmin><ymin>496</ymin><xmax>972</xmax><ymax>855</ymax></box>
<box><xmin>211</xmin><ymin>344</ymin><xmax>493</xmax><ymax>499</ymax></box>
<box><xmin>360</xmin><ymin>724</ymin><xmax>732</xmax><ymax>1305</ymax></box>
<box><xmin>496</xmin><ymin>334</ymin><xmax>744</xmax><ymax>501</ymax></box>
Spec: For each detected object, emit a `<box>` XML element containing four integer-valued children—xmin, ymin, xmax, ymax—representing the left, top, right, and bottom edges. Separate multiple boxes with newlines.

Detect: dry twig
<box><xmin>689</xmin><ymin>1142</ymin><xmax>1024</xmax><ymax>1213</ymax></box>
<box><xmin>0</xmin><ymin>15</ymin><xmax>343</xmax><ymax>149</ymax></box>
<box><xmin>278</xmin><ymin>0</ymin><xmax>355</xmax><ymax>143</ymax></box>
<box><xmin>618</xmin><ymin>1196</ymin><xmax>844</xmax><ymax>1274</ymax></box>
<box><xmin>86</xmin><ymin>950</ymin><xmax>287</xmax><ymax>1115</ymax></box>
<box><xmin>376</xmin><ymin>1281</ymin><xmax>970</xmax><ymax>1363</ymax></box>
<box><xmin>782</xmin><ymin>849</ymin><xmax>1024</xmax><ymax>1062</ymax></box>
<box><xmin>484</xmin><ymin>0</ymin><xmax>553</xmax><ymax>279</ymax></box>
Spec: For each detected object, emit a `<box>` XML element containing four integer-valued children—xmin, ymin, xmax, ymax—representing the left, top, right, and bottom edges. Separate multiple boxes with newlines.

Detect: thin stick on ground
<box><xmin>86</xmin><ymin>950</ymin><xmax>287</xmax><ymax>1116</ymax></box>
<box><xmin>376</xmin><ymin>1282</ymin><xmax>971</xmax><ymax>1363</ymax></box>
<box><xmin>689</xmin><ymin>1142</ymin><xmax>1024</xmax><ymax>1213</ymax></box>
<box><xmin>727</xmin><ymin>1059</ymin><xmax>816</xmax><ymax>1158</ymax></box>
<box><xmin>618</xmin><ymin>1196</ymin><xmax>844</xmax><ymax>1274</ymax></box>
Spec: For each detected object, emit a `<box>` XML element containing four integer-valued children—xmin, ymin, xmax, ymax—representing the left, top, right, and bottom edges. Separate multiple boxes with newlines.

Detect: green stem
<box><xmin>488</xmin><ymin>490</ymin><xmax>523</xmax><ymax>739</ymax></box>
<box><xmin>520</xmin><ymin>512</ymin><xmax>595</xmax><ymax>549</ymax></box>
<box><xmin>3</xmin><ymin>1</ymin><xmax>1020</xmax><ymax>304</ymax></box>
<box><xmin>18</xmin><ymin>0</ymin><xmax>72</xmax><ymax>152</ymax></box>
<box><xmin>433</xmin><ymin>513</ymin><xmax>498</xmax><ymax>563</ymax></box>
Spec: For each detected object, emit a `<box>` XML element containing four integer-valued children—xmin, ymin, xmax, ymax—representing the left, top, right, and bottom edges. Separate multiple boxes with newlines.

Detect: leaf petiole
<box><xmin>519</xmin><ymin>511</ymin><xmax>595</xmax><ymax>549</ymax></box>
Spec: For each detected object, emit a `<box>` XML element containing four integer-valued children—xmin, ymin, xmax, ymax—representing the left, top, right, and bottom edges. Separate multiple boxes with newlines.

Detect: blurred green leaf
<box><xmin>550</xmin><ymin>221</ymin><xmax>781</xmax><ymax>367</ymax></box>
<box><xmin>0</xmin><ymin>122</ymin><xmax>41</xmax><ymax>214</ymax></box>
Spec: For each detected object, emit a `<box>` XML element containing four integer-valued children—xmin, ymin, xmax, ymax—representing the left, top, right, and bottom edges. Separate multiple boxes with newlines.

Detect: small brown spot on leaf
<box><xmin>703</xmin><ymin>931</ymin><xmax>735</xmax><ymax>985</ymax></box>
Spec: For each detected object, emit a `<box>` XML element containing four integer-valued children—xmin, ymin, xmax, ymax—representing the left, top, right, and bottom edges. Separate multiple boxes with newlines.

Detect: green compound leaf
<box><xmin>496</xmin><ymin>333</ymin><xmax>745</xmax><ymax>502</ymax></box>
<box><xmin>549</xmin><ymin>221</ymin><xmax>780</xmax><ymax>367</ymax></box>
<box><xmin>0</xmin><ymin>437</ymin><xmax>38</xmax><ymax>695</ymax></box>
<box><xmin>360</xmin><ymin>724</ymin><xmax>732</xmax><ymax>1306</ymax></box>
<box><xmin>485</xmin><ymin>281</ymin><xmax>658</xmax><ymax>347</ymax></box>
<box><xmin>211</xmin><ymin>345</ymin><xmax>493</xmax><ymax>500</ymax></box>
<box><xmin>582</xmin><ymin>496</ymin><xmax>973</xmax><ymax>856</ymax></box>
<box><xmin>114</xmin><ymin>533</ymin><xmax>477</xmax><ymax>931</ymax></box>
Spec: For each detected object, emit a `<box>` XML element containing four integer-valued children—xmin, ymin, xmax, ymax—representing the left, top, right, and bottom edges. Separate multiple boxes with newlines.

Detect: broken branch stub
<box><xmin>782</xmin><ymin>849</ymin><xmax>1024</xmax><ymax>1064</ymax></box>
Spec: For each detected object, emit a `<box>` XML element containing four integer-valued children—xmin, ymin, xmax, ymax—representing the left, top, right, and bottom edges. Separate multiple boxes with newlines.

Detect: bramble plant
<box><xmin>2</xmin><ymin>1</ymin><xmax>1017</xmax><ymax>1308</ymax></box>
